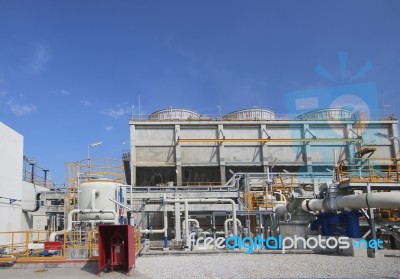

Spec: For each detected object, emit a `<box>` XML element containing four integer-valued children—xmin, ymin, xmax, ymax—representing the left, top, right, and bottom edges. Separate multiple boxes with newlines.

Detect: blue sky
<box><xmin>1</xmin><ymin>1</ymin><xmax>400</xmax><ymax>184</ymax></box>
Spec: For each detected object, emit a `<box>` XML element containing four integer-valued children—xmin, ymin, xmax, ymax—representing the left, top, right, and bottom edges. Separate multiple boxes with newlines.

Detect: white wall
<box><xmin>0</xmin><ymin>122</ymin><xmax>23</xmax><ymax>244</ymax></box>
<box><xmin>20</xmin><ymin>182</ymin><xmax>49</xmax><ymax>231</ymax></box>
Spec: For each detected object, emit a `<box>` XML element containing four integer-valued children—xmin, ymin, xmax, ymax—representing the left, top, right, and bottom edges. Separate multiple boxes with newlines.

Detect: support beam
<box><xmin>260</xmin><ymin>124</ymin><xmax>269</xmax><ymax>173</ymax></box>
<box><xmin>175</xmin><ymin>125</ymin><xmax>182</xmax><ymax>186</ymax></box>
<box><xmin>130</xmin><ymin>124</ymin><xmax>136</xmax><ymax>186</ymax></box>
<box><xmin>218</xmin><ymin>124</ymin><xmax>226</xmax><ymax>184</ymax></box>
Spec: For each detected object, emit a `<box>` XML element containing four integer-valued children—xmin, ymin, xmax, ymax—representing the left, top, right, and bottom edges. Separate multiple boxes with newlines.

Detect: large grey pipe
<box><xmin>302</xmin><ymin>192</ymin><xmax>400</xmax><ymax>212</ymax></box>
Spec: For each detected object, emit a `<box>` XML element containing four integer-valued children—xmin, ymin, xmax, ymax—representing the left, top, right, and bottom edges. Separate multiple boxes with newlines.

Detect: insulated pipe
<box><xmin>182</xmin><ymin>219</ymin><xmax>200</xmax><ymax>248</ymax></box>
<box><xmin>140</xmin><ymin>194</ymin><xmax>168</xmax><ymax>235</ymax></box>
<box><xmin>184</xmin><ymin>201</ymin><xmax>189</xmax><ymax>248</ymax></box>
<box><xmin>182</xmin><ymin>219</ymin><xmax>200</xmax><ymax>231</ymax></box>
<box><xmin>164</xmin><ymin>198</ymin><xmax>238</xmax><ymax>236</ymax></box>
<box><xmin>275</xmin><ymin>204</ymin><xmax>289</xmax><ymax>215</ymax></box>
<box><xmin>118</xmin><ymin>174</ymin><xmax>241</xmax><ymax>193</ymax></box>
<box><xmin>67</xmin><ymin>209</ymin><xmax>118</xmax><ymax>231</ymax></box>
<box><xmin>162</xmin><ymin>198</ymin><xmax>237</xmax><ymax>249</ymax></box>
<box><xmin>302</xmin><ymin>192</ymin><xmax>400</xmax><ymax>213</ymax></box>
<box><xmin>174</xmin><ymin>202</ymin><xmax>181</xmax><ymax>242</ymax></box>
<box><xmin>49</xmin><ymin>231</ymin><xmax>65</xmax><ymax>242</ymax></box>
<box><xmin>91</xmin><ymin>189</ymin><xmax>99</xmax><ymax>210</ymax></box>
<box><xmin>50</xmin><ymin>209</ymin><xmax>118</xmax><ymax>241</ymax></box>
<box><xmin>137</xmin><ymin>197</ymin><xmax>237</xmax><ymax>250</ymax></box>
<box><xmin>224</xmin><ymin>218</ymin><xmax>242</xmax><ymax>236</ymax></box>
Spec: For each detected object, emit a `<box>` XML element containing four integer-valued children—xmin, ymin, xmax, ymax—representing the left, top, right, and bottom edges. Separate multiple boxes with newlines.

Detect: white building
<box><xmin>0</xmin><ymin>122</ymin><xmax>48</xmax><ymax>244</ymax></box>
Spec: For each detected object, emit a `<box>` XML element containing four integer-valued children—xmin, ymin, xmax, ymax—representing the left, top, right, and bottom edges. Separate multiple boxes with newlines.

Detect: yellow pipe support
<box><xmin>177</xmin><ymin>138</ymin><xmax>362</xmax><ymax>143</ymax></box>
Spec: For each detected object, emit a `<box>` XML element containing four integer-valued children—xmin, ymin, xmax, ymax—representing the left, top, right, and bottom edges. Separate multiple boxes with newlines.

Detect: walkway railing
<box><xmin>337</xmin><ymin>158</ymin><xmax>400</xmax><ymax>182</ymax></box>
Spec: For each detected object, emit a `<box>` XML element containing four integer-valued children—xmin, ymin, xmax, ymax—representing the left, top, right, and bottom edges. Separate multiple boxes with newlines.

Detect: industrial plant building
<box><xmin>1</xmin><ymin>106</ymin><xmax>400</xmax><ymax>268</ymax></box>
<box><xmin>127</xmin><ymin>107</ymin><xmax>398</xmax><ymax>187</ymax></box>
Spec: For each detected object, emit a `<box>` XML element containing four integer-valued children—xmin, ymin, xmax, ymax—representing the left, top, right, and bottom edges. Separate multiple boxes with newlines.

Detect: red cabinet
<box><xmin>98</xmin><ymin>225</ymin><xmax>135</xmax><ymax>275</ymax></box>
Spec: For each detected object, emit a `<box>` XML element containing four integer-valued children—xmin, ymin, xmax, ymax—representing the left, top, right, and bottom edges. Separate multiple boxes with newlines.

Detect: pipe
<box><xmin>182</xmin><ymin>219</ymin><xmax>200</xmax><ymax>230</ymax></box>
<box><xmin>118</xmin><ymin>173</ymin><xmax>241</xmax><ymax>193</ymax></box>
<box><xmin>174</xmin><ymin>202</ymin><xmax>181</xmax><ymax>241</ymax></box>
<box><xmin>302</xmin><ymin>192</ymin><xmax>400</xmax><ymax>212</ymax></box>
<box><xmin>184</xmin><ymin>201</ymin><xmax>189</xmax><ymax>248</ymax></box>
<box><xmin>22</xmin><ymin>193</ymin><xmax>41</xmax><ymax>213</ymax></box>
<box><xmin>224</xmin><ymin>218</ymin><xmax>242</xmax><ymax>236</ymax></box>
<box><xmin>109</xmin><ymin>198</ymin><xmax>133</xmax><ymax>211</ymax></box>
<box><xmin>140</xmin><ymin>194</ymin><xmax>168</xmax><ymax>235</ymax></box>
<box><xmin>163</xmin><ymin>198</ymin><xmax>237</xmax><ymax>249</ymax></box>
<box><xmin>182</xmin><ymin>218</ymin><xmax>199</xmax><ymax>247</ymax></box>
<box><xmin>119</xmin><ymin>188</ymin><xmax>124</xmax><ymax>224</ymax></box>
<box><xmin>164</xmin><ymin>198</ymin><xmax>237</xmax><ymax>235</ymax></box>
<box><xmin>275</xmin><ymin>191</ymin><xmax>287</xmax><ymax>203</ymax></box>
<box><xmin>137</xmin><ymin>197</ymin><xmax>237</xmax><ymax>250</ymax></box>
<box><xmin>49</xmin><ymin>231</ymin><xmax>64</xmax><ymax>242</ymax></box>
<box><xmin>50</xmin><ymin>210</ymin><xmax>118</xmax><ymax>241</ymax></box>
<box><xmin>67</xmin><ymin>209</ymin><xmax>118</xmax><ymax>231</ymax></box>
<box><xmin>91</xmin><ymin>189</ymin><xmax>99</xmax><ymax>210</ymax></box>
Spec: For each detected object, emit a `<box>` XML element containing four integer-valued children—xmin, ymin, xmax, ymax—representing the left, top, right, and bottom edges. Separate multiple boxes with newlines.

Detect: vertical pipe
<box><xmin>30</xmin><ymin>163</ymin><xmax>35</xmax><ymax>184</ymax></box>
<box><xmin>119</xmin><ymin>187</ymin><xmax>124</xmax><ymax>224</ymax></box>
<box><xmin>163</xmin><ymin>194</ymin><xmax>168</xmax><ymax>250</ymax></box>
<box><xmin>130</xmin><ymin>185</ymin><xmax>133</xmax><ymax>211</ymax></box>
<box><xmin>163</xmin><ymin>209</ymin><xmax>168</xmax><ymax>249</ymax></box>
<box><xmin>367</xmin><ymin>183</ymin><xmax>378</xmax><ymax>256</ymax></box>
<box><xmin>91</xmin><ymin>189</ymin><xmax>98</xmax><ymax>210</ymax></box>
<box><xmin>174</xmin><ymin>202</ymin><xmax>181</xmax><ymax>241</ymax></box>
<box><xmin>43</xmin><ymin>170</ymin><xmax>49</xmax><ymax>188</ymax></box>
<box><xmin>184</xmin><ymin>201</ymin><xmax>189</xmax><ymax>249</ymax></box>
<box><xmin>232</xmin><ymin>201</ymin><xmax>237</xmax><ymax>236</ymax></box>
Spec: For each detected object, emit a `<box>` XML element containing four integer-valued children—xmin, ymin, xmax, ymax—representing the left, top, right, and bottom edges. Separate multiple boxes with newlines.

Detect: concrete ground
<box><xmin>1</xmin><ymin>250</ymin><xmax>400</xmax><ymax>278</ymax></box>
<box><xmin>0</xmin><ymin>265</ymin><xmax>150</xmax><ymax>278</ymax></box>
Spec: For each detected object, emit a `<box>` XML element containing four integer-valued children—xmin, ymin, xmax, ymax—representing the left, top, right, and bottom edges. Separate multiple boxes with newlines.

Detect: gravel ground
<box><xmin>136</xmin><ymin>253</ymin><xmax>400</xmax><ymax>279</ymax></box>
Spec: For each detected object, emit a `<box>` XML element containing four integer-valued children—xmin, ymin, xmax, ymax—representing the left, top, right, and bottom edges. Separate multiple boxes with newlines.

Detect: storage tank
<box><xmin>78</xmin><ymin>181</ymin><xmax>120</xmax><ymax>221</ymax></box>
<box><xmin>149</xmin><ymin>108</ymin><xmax>200</xmax><ymax>120</ymax></box>
<box><xmin>223</xmin><ymin>107</ymin><xmax>275</xmax><ymax>120</ymax></box>
<box><xmin>295</xmin><ymin>108</ymin><xmax>352</xmax><ymax>120</ymax></box>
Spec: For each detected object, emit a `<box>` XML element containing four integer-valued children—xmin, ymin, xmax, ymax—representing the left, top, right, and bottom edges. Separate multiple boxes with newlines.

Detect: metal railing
<box><xmin>337</xmin><ymin>158</ymin><xmax>400</xmax><ymax>182</ymax></box>
<box><xmin>0</xmin><ymin>228</ymin><xmax>142</xmax><ymax>261</ymax></box>
<box><xmin>129</xmin><ymin>113</ymin><xmax>398</xmax><ymax>122</ymax></box>
<box><xmin>22</xmin><ymin>157</ymin><xmax>54</xmax><ymax>189</ymax></box>
<box><xmin>0</xmin><ymin>230</ymin><xmax>64</xmax><ymax>260</ymax></box>
<box><xmin>69</xmin><ymin>158</ymin><xmax>125</xmax><ymax>184</ymax></box>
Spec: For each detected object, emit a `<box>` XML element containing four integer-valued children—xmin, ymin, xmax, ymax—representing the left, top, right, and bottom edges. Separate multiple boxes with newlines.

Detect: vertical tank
<box><xmin>78</xmin><ymin>181</ymin><xmax>120</xmax><ymax>220</ymax></box>
<box><xmin>75</xmin><ymin>158</ymin><xmax>125</xmax><ymax>221</ymax></box>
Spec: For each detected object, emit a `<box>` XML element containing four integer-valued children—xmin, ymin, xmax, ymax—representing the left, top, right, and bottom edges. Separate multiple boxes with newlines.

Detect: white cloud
<box><xmin>103</xmin><ymin>105</ymin><xmax>130</xmax><ymax>119</ymax></box>
<box><xmin>80</xmin><ymin>100</ymin><xmax>90</xmax><ymax>106</ymax></box>
<box><xmin>7</xmin><ymin>100</ymin><xmax>37</xmax><ymax>116</ymax></box>
<box><xmin>30</xmin><ymin>45</ymin><xmax>51</xmax><ymax>73</ymax></box>
<box><xmin>60</xmin><ymin>90</ymin><xmax>70</xmax><ymax>95</ymax></box>
<box><xmin>105</xmin><ymin>126</ymin><xmax>113</xmax><ymax>132</ymax></box>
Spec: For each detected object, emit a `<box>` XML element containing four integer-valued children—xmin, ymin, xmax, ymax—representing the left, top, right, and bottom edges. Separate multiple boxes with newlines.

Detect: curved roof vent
<box><xmin>149</xmin><ymin>108</ymin><xmax>200</xmax><ymax>120</ymax></box>
<box><xmin>223</xmin><ymin>107</ymin><xmax>275</xmax><ymax>120</ymax></box>
<box><xmin>295</xmin><ymin>108</ymin><xmax>353</xmax><ymax>120</ymax></box>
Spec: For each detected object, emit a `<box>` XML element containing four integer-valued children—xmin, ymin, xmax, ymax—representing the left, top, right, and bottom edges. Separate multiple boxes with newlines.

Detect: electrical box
<box><xmin>33</xmin><ymin>215</ymin><xmax>48</xmax><ymax>230</ymax></box>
